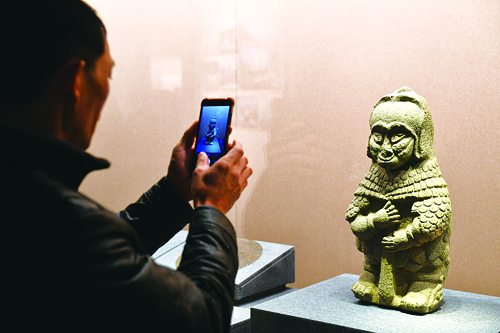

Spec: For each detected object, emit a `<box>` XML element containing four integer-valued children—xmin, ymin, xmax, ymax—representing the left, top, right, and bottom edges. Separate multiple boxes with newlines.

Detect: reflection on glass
<box><xmin>150</xmin><ymin>57</ymin><xmax>182</xmax><ymax>92</ymax></box>
<box><xmin>202</xmin><ymin>23</ymin><xmax>282</xmax><ymax>128</ymax></box>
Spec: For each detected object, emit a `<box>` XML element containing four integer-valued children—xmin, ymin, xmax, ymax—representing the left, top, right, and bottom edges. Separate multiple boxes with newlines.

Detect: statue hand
<box><xmin>382</xmin><ymin>229</ymin><xmax>411</xmax><ymax>252</ymax></box>
<box><xmin>372</xmin><ymin>201</ymin><xmax>400</xmax><ymax>228</ymax></box>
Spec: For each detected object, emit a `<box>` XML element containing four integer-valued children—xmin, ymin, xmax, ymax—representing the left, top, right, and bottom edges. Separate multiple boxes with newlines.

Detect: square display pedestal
<box><xmin>153</xmin><ymin>230</ymin><xmax>295</xmax><ymax>332</ymax></box>
<box><xmin>251</xmin><ymin>273</ymin><xmax>500</xmax><ymax>333</ymax></box>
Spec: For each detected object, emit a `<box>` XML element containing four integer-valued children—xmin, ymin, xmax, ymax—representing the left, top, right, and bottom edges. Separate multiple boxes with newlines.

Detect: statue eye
<box><xmin>390</xmin><ymin>133</ymin><xmax>406</xmax><ymax>143</ymax></box>
<box><xmin>372</xmin><ymin>132</ymin><xmax>383</xmax><ymax>144</ymax></box>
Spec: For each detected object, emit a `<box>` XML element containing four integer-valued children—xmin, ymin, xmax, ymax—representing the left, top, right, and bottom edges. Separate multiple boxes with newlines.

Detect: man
<box><xmin>0</xmin><ymin>0</ymin><xmax>252</xmax><ymax>332</ymax></box>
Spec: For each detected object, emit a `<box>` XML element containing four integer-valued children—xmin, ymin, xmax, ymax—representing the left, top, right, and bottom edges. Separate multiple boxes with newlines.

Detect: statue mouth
<box><xmin>378</xmin><ymin>156</ymin><xmax>396</xmax><ymax>164</ymax></box>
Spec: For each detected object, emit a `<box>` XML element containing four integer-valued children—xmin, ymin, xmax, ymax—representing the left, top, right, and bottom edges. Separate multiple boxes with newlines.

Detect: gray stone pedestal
<box><xmin>251</xmin><ymin>274</ymin><xmax>500</xmax><ymax>333</ymax></box>
<box><xmin>152</xmin><ymin>230</ymin><xmax>295</xmax><ymax>333</ymax></box>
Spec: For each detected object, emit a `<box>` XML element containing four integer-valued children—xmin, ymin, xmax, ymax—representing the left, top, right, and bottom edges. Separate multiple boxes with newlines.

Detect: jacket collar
<box><xmin>0</xmin><ymin>121</ymin><xmax>110</xmax><ymax>190</ymax></box>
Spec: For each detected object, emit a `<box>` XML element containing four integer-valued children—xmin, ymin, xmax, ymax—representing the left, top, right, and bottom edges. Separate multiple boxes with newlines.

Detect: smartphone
<box><xmin>193</xmin><ymin>97</ymin><xmax>234</xmax><ymax>167</ymax></box>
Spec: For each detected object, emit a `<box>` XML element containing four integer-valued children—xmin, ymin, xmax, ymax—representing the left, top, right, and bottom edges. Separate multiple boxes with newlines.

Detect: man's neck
<box><xmin>0</xmin><ymin>94</ymin><xmax>66</xmax><ymax>143</ymax></box>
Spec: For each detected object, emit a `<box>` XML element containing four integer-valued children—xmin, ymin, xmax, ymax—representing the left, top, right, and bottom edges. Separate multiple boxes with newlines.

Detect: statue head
<box><xmin>209</xmin><ymin>117</ymin><xmax>217</xmax><ymax>129</ymax></box>
<box><xmin>367</xmin><ymin>87</ymin><xmax>434</xmax><ymax>170</ymax></box>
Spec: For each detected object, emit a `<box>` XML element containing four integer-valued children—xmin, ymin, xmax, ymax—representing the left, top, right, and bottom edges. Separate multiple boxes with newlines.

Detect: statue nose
<box><xmin>380</xmin><ymin>138</ymin><xmax>393</xmax><ymax>157</ymax></box>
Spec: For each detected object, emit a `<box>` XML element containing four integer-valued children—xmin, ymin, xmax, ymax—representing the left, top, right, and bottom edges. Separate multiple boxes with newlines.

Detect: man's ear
<box><xmin>62</xmin><ymin>59</ymin><xmax>86</xmax><ymax>109</ymax></box>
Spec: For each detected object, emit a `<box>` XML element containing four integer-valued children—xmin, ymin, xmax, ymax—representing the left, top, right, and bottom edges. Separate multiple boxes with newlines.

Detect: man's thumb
<box><xmin>196</xmin><ymin>152</ymin><xmax>210</xmax><ymax>169</ymax></box>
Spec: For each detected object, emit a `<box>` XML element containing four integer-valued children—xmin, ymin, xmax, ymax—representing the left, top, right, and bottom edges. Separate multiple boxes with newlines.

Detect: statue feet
<box><xmin>400</xmin><ymin>281</ymin><xmax>443</xmax><ymax>313</ymax></box>
<box><xmin>352</xmin><ymin>270</ymin><xmax>379</xmax><ymax>303</ymax></box>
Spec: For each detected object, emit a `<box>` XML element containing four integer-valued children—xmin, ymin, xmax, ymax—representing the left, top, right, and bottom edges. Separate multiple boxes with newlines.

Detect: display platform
<box><xmin>250</xmin><ymin>274</ymin><xmax>500</xmax><ymax>333</ymax></box>
<box><xmin>153</xmin><ymin>230</ymin><xmax>295</xmax><ymax>301</ymax></box>
<box><xmin>231</xmin><ymin>288</ymin><xmax>297</xmax><ymax>333</ymax></box>
<box><xmin>152</xmin><ymin>230</ymin><xmax>295</xmax><ymax>332</ymax></box>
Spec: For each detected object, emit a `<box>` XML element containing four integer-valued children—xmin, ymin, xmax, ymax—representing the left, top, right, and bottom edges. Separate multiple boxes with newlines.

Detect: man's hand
<box><xmin>166</xmin><ymin>121</ymin><xmax>198</xmax><ymax>202</ymax></box>
<box><xmin>192</xmin><ymin>140</ymin><xmax>252</xmax><ymax>214</ymax></box>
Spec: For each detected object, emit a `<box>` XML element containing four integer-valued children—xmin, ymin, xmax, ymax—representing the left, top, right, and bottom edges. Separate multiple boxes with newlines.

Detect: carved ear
<box><xmin>417</xmin><ymin>126</ymin><xmax>435</xmax><ymax>160</ymax></box>
<box><xmin>366</xmin><ymin>139</ymin><xmax>373</xmax><ymax>159</ymax></box>
<box><xmin>415</xmin><ymin>113</ymin><xmax>435</xmax><ymax>160</ymax></box>
<box><xmin>413</xmin><ymin>136</ymin><xmax>422</xmax><ymax>159</ymax></box>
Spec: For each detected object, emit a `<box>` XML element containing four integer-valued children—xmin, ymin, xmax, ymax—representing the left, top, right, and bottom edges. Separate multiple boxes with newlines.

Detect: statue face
<box><xmin>369</xmin><ymin>124</ymin><xmax>414</xmax><ymax>170</ymax></box>
<box><xmin>368</xmin><ymin>102</ymin><xmax>422</xmax><ymax>170</ymax></box>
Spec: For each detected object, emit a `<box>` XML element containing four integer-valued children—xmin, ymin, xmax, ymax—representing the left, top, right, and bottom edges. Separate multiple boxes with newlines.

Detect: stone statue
<box><xmin>345</xmin><ymin>87</ymin><xmax>451</xmax><ymax>313</ymax></box>
<box><xmin>205</xmin><ymin>117</ymin><xmax>217</xmax><ymax>145</ymax></box>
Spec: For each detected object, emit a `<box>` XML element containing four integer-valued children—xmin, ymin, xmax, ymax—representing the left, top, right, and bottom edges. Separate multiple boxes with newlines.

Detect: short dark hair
<box><xmin>0</xmin><ymin>0</ymin><xmax>106</xmax><ymax>105</ymax></box>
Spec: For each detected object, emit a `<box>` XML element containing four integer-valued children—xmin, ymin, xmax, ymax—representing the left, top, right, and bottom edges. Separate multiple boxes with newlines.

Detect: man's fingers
<box><xmin>181</xmin><ymin>121</ymin><xmax>199</xmax><ymax>149</ymax></box>
<box><xmin>242</xmin><ymin>165</ymin><xmax>253</xmax><ymax>179</ymax></box>
<box><xmin>240</xmin><ymin>167</ymin><xmax>253</xmax><ymax>192</ymax></box>
<box><xmin>223</xmin><ymin>140</ymin><xmax>244</xmax><ymax>165</ymax></box>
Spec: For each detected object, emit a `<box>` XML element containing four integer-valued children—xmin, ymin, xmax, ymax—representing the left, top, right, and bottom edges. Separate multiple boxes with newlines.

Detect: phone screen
<box><xmin>194</xmin><ymin>99</ymin><xmax>233</xmax><ymax>166</ymax></box>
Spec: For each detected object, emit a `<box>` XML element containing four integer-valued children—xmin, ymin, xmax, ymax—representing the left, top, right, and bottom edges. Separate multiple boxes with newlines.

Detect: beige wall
<box><xmin>81</xmin><ymin>0</ymin><xmax>500</xmax><ymax>297</ymax></box>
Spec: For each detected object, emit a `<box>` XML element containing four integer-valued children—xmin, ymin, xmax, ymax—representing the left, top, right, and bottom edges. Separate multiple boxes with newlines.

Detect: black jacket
<box><xmin>0</xmin><ymin>122</ymin><xmax>238</xmax><ymax>333</ymax></box>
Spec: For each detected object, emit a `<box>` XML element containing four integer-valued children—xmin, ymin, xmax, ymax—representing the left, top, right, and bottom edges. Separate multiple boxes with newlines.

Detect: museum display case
<box><xmin>81</xmin><ymin>0</ymin><xmax>500</xmax><ymax>331</ymax></box>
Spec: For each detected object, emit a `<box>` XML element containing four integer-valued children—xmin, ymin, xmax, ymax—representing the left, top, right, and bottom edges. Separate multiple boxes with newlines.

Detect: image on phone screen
<box><xmin>195</xmin><ymin>104</ymin><xmax>231</xmax><ymax>165</ymax></box>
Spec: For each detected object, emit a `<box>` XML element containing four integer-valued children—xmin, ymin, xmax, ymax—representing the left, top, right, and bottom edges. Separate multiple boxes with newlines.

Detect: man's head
<box><xmin>0</xmin><ymin>0</ymin><xmax>114</xmax><ymax>149</ymax></box>
<box><xmin>0</xmin><ymin>0</ymin><xmax>106</xmax><ymax>106</ymax></box>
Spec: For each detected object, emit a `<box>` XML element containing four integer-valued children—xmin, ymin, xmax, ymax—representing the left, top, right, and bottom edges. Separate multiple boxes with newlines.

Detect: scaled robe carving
<box><xmin>346</xmin><ymin>87</ymin><xmax>451</xmax><ymax>313</ymax></box>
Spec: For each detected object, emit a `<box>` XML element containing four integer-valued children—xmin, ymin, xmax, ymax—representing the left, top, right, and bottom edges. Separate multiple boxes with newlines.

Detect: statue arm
<box><xmin>382</xmin><ymin>197</ymin><xmax>451</xmax><ymax>252</ymax></box>
<box><xmin>349</xmin><ymin>214</ymin><xmax>378</xmax><ymax>240</ymax></box>
<box><xmin>346</xmin><ymin>196</ymin><xmax>372</xmax><ymax>239</ymax></box>
<box><xmin>346</xmin><ymin>197</ymin><xmax>400</xmax><ymax>240</ymax></box>
<box><xmin>409</xmin><ymin>197</ymin><xmax>452</xmax><ymax>245</ymax></box>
